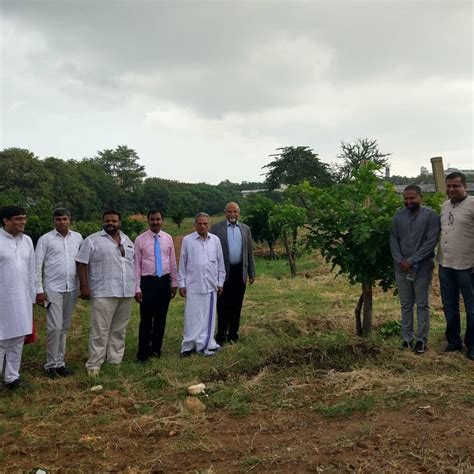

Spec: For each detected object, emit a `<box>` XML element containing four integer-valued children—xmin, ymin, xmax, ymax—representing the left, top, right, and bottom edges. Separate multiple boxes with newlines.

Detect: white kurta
<box><xmin>0</xmin><ymin>228</ymin><xmax>35</xmax><ymax>340</ymax></box>
<box><xmin>178</xmin><ymin>232</ymin><xmax>225</xmax><ymax>354</ymax></box>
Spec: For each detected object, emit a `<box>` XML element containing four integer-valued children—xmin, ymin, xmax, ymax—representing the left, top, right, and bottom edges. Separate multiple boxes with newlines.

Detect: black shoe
<box><xmin>150</xmin><ymin>351</ymin><xmax>161</xmax><ymax>359</ymax></box>
<box><xmin>55</xmin><ymin>366</ymin><xmax>73</xmax><ymax>377</ymax></box>
<box><xmin>444</xmin><ymin>344</ymin><xmax>462</xmax><ymax>353</ymax></box>
<box><xmin>5</xmin><ymin>379</ymin><xmax>28</xmax><ymax>391</ymax></box>
<box><xmin>399</xmin><ymin>340</ymin><xmax>413</xmax><ymax>350</ymax></box>
<box><xmin>414</xmin><ymin>341</ymin><xmax>426</xmax><ymax>354</ymax></box>
<box><xmin>467</xmin><ymin>348</ymin><xmax>474</xmax><ymax>360</ymax></box>
<box><xmin>136</xmin><ymin>357</ymin><xmax>150</xmax><ymax>364</ymax></box>
<box><xmin>180</xmin><ymin>350</ymin><xmax>193</xmax><ymax>358</ymax></box>
<box><xmin>45</xmin><ymin>368</ymin><xmax>59</xmax><ymax>379</ymax></box>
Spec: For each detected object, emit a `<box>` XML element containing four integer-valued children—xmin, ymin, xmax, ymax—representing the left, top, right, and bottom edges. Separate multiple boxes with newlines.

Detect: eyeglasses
<box><xmin>448</xmin><ymin>211</ymin><xmax>454</xmax><ymax>226</ymax></box>
<box><xmin>118</xmin><ymin>243</ymin><xmax>125</xmax><ymax>257</ymax></box>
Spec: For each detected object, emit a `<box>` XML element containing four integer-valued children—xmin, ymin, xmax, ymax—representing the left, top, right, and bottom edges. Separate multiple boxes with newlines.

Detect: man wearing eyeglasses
<box><xmin>0</xmin><ymin>206</ymin><xmax>35</xmax><ymax>391</ymax></box>
<box><xmin>76</xmin><ymin>210</ymin><xmax>135</xmax><ymax>376</ymax></box>
<box><xmin>437</xmin><ymin>172</ymin><xmax>474</xmax><ymax>359</ymax></box>
<box><xmin>178</xmin><ymin>212</ymin><xmax>225</xmax><ymax>357</ymax></box>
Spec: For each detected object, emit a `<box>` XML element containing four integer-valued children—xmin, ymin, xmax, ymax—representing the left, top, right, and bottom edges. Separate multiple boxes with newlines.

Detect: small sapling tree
<box><xmin>268</xmin><ymin>202</ymin><xmax>306</xmax><ymax>277</ymax></box>
<box><xmin>293</xmin><ymin>163</ymin><xmax>401</xmax><ymax>335</ymax></box>
<box><xmin>242</xmin><ymin>194</ymin><xmax>279</xmax><ymax>258</ymax></box>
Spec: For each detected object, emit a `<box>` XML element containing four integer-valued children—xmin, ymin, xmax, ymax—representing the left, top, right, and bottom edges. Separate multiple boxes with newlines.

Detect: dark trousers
<box><xmin>439</xmin><ymin>266</ymin><xmax>474</xmax><ymax>349</ymax></box>
<box><xmin>216</xmin><ymin>263</ymin><xmax>246</xmax><ymax>344</ymax></box>
<box><xmin>137</xmin><ymin>275</ymin><xmax>171</xmax><ymax>360</ymax></box>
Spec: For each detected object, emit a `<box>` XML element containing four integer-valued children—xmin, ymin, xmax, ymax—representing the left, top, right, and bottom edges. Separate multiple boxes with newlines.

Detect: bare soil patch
<box><xmin>3</xmin><ymin>399</ymin><xmax>473</xmax><ymax>472</ymax></box>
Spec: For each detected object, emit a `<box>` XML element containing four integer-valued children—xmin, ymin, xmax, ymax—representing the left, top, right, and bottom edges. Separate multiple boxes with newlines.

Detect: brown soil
<box><xmin>3</xmin><ymin>402</ymin><xmax>473</xmax><ymax>472</ymax></box>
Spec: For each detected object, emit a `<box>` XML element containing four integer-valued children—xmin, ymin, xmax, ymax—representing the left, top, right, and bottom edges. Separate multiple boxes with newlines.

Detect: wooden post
<box><xmin>430</xmin><ymin>156</ymin><xmax>445</xmax><ymax>193</ymax></box>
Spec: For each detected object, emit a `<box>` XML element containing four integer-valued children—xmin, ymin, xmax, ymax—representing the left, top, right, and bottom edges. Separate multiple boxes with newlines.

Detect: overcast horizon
<box><xmin>1</xmin><ymin>1</ymin><xmax>472</xmax><ymax>185</ymax></box>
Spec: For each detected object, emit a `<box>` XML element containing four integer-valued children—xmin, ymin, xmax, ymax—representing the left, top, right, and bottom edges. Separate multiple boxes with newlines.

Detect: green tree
<box><xmin>75</xmin><ymin>158</ymin><xmax>123</xmax><ymax>212</ymax></box>
<box><xmin>0</xmin><ymin>148</ymin><xmax>53</xmax><ymax>206</ymax></box>
<box><xmin>336</xmin><ymin>138</ymin><xmax>390</xmax><ymax>182</ymax></box>
<box><xmin>242</xmin><ymin>194</ymin><xmax>279</xmax><ymax>258</ymax></box>
<box><xmin>42</xmin><ymin>157</ymin><xmax>96</xmax><ymax>220</ymax></box>
<box><xmin>294</xmin><ymin>163</ymin><xmax>401</xmax><ymax>336</ymax></box>
<box><xmin>263</xmin><ymin>146</ymin><xmax>333</xmax><ymax>191</ymax></box>
<box><xmin>168</xmin><ymin>197</ymin><xmax>187</xmax><ymax>228</ymax></box>
<box><xmin>95</xmin><ymin>145</ymin><xmax>146</xmax><ymax>193</ymax></box>
<box><xmin>268</xmin><ymin>202</ymin><xmax>306</xmax><ymax>277</ymax></box>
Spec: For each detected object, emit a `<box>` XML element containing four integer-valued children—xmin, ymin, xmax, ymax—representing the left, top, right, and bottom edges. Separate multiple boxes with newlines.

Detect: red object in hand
<box><xmin>24</xmin><ymin>320</ymin><xmax>37</xmax><ymax>344</ymax></box>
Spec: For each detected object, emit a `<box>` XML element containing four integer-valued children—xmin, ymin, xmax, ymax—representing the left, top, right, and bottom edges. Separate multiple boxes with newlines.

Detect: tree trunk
<box><xmin>282</xmin><ymin>230</ymin><xmax>297</xmax><ymax>277</ymax></box>
<box><xmin>267</xmin><ymin>242</ymin><xmax>276</xmax><ymax>259</ymax></box>
<box><xmin>362</xmin><ymin>283</ymin><xmax>373</xmax><ymax>336</ymax></box>
<box><xmin>355</xmin><ymin>293</ymin><xmax>363</xmax><ymax>336</ymax></box>
<box><xmin>354</xmin><ymin>284</ymin><xmax>373</xmax><ymax>337</ymax></box>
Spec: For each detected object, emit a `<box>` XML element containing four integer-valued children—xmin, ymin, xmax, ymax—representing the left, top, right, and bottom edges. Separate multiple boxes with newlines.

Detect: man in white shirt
<box><xmin>35</xmin><ymin>208</ymin><xmax>83</xmax><ymax>378</ymax></box>
<box><xmin>76</xmin><ymin>210</ymin><xmax>135</xmax><ymax>376</ymax></box>
<box><xmin>437</xmin><ymin>171</ymin><xmax>474</xmax><ymax>359</ymax></box>
<box><xmin>0</xmin><ymin>205</ymin><xmax>35</xmax><ymax>391</ymax></box>
<box><xmin>178</xmin><ymin>212</ymin><xmax>226</xmax><ymax>357</ymax></box>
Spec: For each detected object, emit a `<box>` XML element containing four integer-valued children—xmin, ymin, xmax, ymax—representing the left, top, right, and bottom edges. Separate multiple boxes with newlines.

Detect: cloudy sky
<box><xmin>1</xmin><ymin>1</ymin><xmax>472</xmax><ymax>184</ymax></box>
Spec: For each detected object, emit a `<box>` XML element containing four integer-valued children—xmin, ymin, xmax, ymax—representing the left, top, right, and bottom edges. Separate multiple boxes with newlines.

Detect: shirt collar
<box><xmin>0</xmin><ymin>227</ymin><xmax>23</xmax><ymax>239</ymax></box>
<box><xmin>99</xmin><ymin>229</ymin><xmax>123</xmax><ymax>239</ymax></box>
<box><xmin>146</xmin><ymin>229</ymin><xmax>161</xmax><ymax>238</ymax></box>
<box><xmin>53</xmin><ymin>229</ymin><xmax>71</xmax><ymax>237</ymax></box>
<box><xmin>226</xmin><ymin>220</ymin><xmax>240</xmax><ymax>228</ymax></box>
<box><xmin>193</xmin><ymin>231</ymin><xmax>210</xmax><ymax>240</ymax></box>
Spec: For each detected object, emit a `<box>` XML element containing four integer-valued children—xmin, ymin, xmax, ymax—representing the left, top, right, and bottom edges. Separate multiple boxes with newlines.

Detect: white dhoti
<box><xmin>0</xmin><ymin>336</ymin><xmax>25</xmax><ymax>383</ymax></box>
<box><xmin>182</xmin><ymin>291</ymin><xmax>220</xmax><ymax>355</ymax></box>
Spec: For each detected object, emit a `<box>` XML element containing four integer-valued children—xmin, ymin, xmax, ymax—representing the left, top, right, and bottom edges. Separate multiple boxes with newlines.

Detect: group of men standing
<box><xmin>390</xmin><ymin>171</ymin><xmax>474</xmax><ymax>359</ymax></box>
<box><xmin>0</xmin><ymin>202</ymin><xmax>256</xmax><ymax>389</ymax></box>
<box><xmin>1</xmin><ymin>171</ymin><xmax>472</xmax><ymax>390</ymax></box>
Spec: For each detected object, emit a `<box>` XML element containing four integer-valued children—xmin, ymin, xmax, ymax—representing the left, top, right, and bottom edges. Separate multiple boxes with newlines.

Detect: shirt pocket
<box><xmin>207</xmin><ymin>246</ymin><xmax>218</xmax><ymax>263</ymax></box>
<box><xmin>125</xmin><ymin>244</ymin><xmax>135</xmax><ymax>260</ymax></box>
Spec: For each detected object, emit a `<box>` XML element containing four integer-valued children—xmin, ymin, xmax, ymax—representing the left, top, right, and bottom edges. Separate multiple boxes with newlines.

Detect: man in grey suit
<box><xmin>210</xmin><ymin>202</ymin><xmax>256</xmax><ymax>345</ymax></box>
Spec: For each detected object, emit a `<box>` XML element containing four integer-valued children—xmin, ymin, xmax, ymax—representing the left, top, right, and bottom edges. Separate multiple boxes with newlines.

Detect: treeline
<box><xmin>0</xmin><ymin>146</ymin><xmax>263</xmax><ymax>242</ymax></box>
<box><xmin>2</xmin><ymin>139</ymin><xmax>465</xmax><ymax>244</ymax></box>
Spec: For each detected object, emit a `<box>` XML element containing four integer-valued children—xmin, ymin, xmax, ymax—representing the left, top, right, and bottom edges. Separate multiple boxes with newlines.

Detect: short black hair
<box><xmin>403</xmin><ymin>185</ymin><xmax>422</xmax><ymax>196</ymax></box>
<box><xmin>52</xmin><ymin>208</ymin><xmax>71</xmax><ymax>219</ymax></box>
<box><xmin>147</xmin><ymin>209</ymin><xmax>164</xmax><ymax>219</ymax></box>
<box><xmin>102</xmin><ymin>209</ymin><xmax>121</xmax><ymax>220</ymax></box>
<box><xmin>446</xmin><ymin>171</ymin><xmax>467</xmax><ymax>185</ymax></box>
<box><xmin>0</xmin><ymin>205</ymin><xmax>26</xmax><ymax>222</ymax></box>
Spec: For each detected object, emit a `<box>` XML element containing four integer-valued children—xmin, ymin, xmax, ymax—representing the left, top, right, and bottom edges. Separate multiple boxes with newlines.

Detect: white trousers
<box><xmin>182</xmin><ymin>291</ymin><xmax>220</xmax><ymax>354</ymax></box>
<box><xmin>45</xmin><ymin>289</ymin><xmax>79</xmax><ymax>369</ymax></box>
<box><xmin>86</xmin><ymin>297</ymin><xmax>133</xmax><ymax>370</ymax></box>
<box><xmin>0</xmin><ymin>336</ymin><xmax>24</xmax><ymax>383</ymax></box>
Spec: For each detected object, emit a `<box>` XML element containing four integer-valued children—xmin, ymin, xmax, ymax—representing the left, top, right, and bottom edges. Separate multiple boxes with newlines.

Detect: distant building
<box><xmin>420</xmin><ymin>166</ymin><xmax>429</xmax><ymax>176</ymax></box>
<box><xmin>445</xmin><ymin>167</ymin><xmax>474</xmax><ymax>175</ymax></box>
<box><xmin>240</xmin><ymin>184</ymin><xmax>287</xmax><ymax>197</ymax></box>
<box><xmin>385</xmin><ymin>166</ymin><xmax>390</xmax><ymax>179</ymax></box>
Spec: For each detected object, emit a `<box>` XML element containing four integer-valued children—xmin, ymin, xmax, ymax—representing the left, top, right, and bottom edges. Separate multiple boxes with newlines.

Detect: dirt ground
<box><xmin>4</xmin><ymin>399</ymin><xmax>473</xmax><ymax>472</ymax></box>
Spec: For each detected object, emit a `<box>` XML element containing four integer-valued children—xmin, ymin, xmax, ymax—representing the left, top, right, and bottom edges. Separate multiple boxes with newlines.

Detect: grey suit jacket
<box><xmin>210</xmin><ymin>220</ymin><xmax>256</xmax><ymax>284</ymax></box>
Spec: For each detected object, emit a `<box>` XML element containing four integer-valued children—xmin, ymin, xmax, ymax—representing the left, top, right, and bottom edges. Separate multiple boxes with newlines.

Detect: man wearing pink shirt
<box><xmin>134</xmin><ymin>210</ymin><xmax>178</xmax><ymax>362</ymax></box>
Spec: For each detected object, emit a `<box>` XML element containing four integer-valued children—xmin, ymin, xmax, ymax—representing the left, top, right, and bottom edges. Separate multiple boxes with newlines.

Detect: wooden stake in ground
<box><xmin>430</xmin><ymin>156</ymin><xmax>445</xmax><ymax>193</ymax></box>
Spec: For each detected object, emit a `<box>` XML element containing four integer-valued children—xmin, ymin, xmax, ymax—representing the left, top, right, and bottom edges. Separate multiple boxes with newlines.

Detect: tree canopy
<box><xmin>335</xmin><ymin>138</ymin><xmax>390</xmax><ymax>182</ymax></box>
<box><xmin>263</xmin><ymin>146</ymin><xmax>333</xmax><ymax>190</ymax></box>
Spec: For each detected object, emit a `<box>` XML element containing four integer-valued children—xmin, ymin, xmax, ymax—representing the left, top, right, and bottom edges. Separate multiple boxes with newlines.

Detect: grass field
<box><xmin>1</xmin><ymin>248</ymin><xmax>473</xmax><ymax>472</ymax></box>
